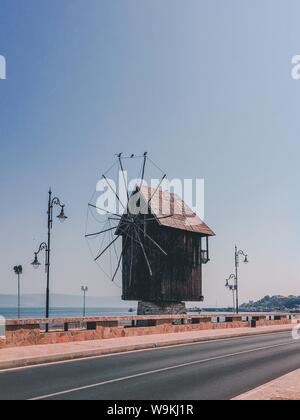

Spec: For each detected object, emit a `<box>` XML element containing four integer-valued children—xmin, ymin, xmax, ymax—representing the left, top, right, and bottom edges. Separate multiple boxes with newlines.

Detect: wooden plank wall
<box><xmin>122</xmin><ymin>220</ymin><xmax>205</xmax><ymax>302</ymax></box>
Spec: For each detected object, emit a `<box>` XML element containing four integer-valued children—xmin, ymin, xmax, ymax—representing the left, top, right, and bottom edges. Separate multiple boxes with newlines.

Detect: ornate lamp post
<box><xmin>234</xmin><ymin>246</ymin><xmax>249</xmax><ymax>314</ymax></box>
<box><xmin>81</xmin><ymin>286</ymin><xmax>88</xmax><ymax>317</ymax></box>
<box><xmin>13</xmin><ymin>265</ymin><xmax>23</xmax><ymax>319</ymax></box>
<box><xmin>31</xmin><ymin>189</ymin><xmax>67</xmax><ymax>328</ymax></box>
<box><xmin>31</xmin><ymin>242</ymin><xmax>48</xmax><ymax>326</ymax></box>
<box><xmin>225</xmin><ymin>247</ymin><xmax>249</xmax><ymax>314</ymax></box>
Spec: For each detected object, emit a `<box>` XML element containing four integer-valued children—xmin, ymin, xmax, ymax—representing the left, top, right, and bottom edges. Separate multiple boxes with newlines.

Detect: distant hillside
<box><xmin>0</xmin><ymin>294</ymin><xmax>135</xmax><ymax>308</ymax></box>
<box><xmin>241</xmin><ymin>295</ymin><xmax>300</xmax><ymax>312</ymax></box>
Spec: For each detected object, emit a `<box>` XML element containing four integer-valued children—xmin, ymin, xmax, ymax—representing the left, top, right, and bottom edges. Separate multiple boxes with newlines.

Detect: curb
<box><xmin>232</xmin><ymin>368</ymin><xmax>300</xmax><ymax>400</ymax></box>
<box><xmin>0</xmin><ymin>327</ymin><xmax>293</xmax><ymax>371</ymax></box>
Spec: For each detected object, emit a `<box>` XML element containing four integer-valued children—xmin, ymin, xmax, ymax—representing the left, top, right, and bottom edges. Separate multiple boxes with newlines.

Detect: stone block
<box><xmin>137</xmin><ymin>301</ymin><xmax>187</xmax><ymax>315</ymax></box>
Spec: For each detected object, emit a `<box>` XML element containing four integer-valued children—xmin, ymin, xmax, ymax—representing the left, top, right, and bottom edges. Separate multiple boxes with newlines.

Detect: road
<box><xmin>0</xmin><ymin>331</ymin><xmax>300</xmax><ymax>400</ymax></box>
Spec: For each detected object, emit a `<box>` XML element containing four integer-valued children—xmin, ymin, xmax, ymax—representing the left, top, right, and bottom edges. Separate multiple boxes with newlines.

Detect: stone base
<box><xmin>137</xmin><ymin>301</ymin><xmax>187</xmax><ymax>316</ymax></box>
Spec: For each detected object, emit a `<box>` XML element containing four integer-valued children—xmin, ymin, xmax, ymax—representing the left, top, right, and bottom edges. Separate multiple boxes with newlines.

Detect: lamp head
<box><xmin>14</xmin><ymin>265</ymin><xmax>23</xmax><ymax>275</ymax></box>
<box><xmin>244</xmin><ymin>255</ymin><xmax>249</xmax><ymax>264</ymax></box>
<box><xmin>57</xmin><ymin>206</ymin><xmax>68</xmax><ymax>222</ymax></box>
<box><xmin>31</xmin><ymin>254</ymin><xmax>41</xmax><ymax>269</ymax></box>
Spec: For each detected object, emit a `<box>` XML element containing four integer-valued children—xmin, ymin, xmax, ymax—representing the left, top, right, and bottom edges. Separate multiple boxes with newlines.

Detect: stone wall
<box><xmin>0</xmin><ymin>315</ymin><xmax>296</xmax><ymax>348</ymax></box>
<box><xmin>2</xmin><ymin>321</ymin><xmax>246</xmax><ymax>347</ymax></box>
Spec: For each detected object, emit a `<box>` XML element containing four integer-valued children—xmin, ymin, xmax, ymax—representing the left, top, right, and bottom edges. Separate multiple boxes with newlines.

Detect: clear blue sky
<box><xmin>0</xmin><ymin>0</ymin><xmax>299</xmax><ymax>306</ymax></box>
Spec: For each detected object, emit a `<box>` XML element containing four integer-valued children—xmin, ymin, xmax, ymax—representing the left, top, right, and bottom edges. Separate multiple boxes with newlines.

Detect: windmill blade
<box><xmin>86</xmin><ymin>154</ymin><xmax>169</xmax><ymax>287</ymax></box>
<box><xmin>127</xmin><ymin>152</ymin><xmax>148</xmax><ymax>222</ymax></box>
<box><xmin>133</xmin><ymin>225</ymin><xmax>153</xmax><ymax>276</ymax></box>
<box><xmin>135</xmin><ymin>224</ymin><xmax>168</xmax><ymax>256</ymax></box>
<box><xmin>102</xmin><ymin>175</ymin><xmax>127</xmax><ymax>212</ymax></box>
<box><xmin>129</xmin><ymin>231</ymin><xmax>134</xmax><ymax>286</ymax></box>
<box><xmin>125</xmin><ymin>214</ymin><xmax>173</xmax><ymax>225</ymax></box>
<box><xmin>147</xmin><ymin>155</ymin><xmax>166</xmax><ymax>176</ymax></box>
<box><xmin>141</xmin><ymin>152</ymin><xmax>147</xmax><ymax>180</ymax></box>
<box><xmin>143</xmin><ymin>214</ymin><xmax>174</xmax><ymax>222</ymax></box>
<box><xmin>111</xmin><ymin>227</ymin><xmax>131</xmax><ymax>283</ymax></box>
<box><xmin>103</xmin><ymin>158</ymin><xmax>119</xmax><ymax>177</ymax></box>
<box><xmin>123</xmin><ymin>226</ymin><xmax>158</xmax><ymax>254</ymax></box>
<box><xmin>120</xmin><ymin>226</ymin><xmax>153</xmax><ymax>286</ymax></box>
<box><xmin>85</xmin><ymin>225</ymin><xmax>118</xmax><ymax>238</ymax></box>
<box><xmin>108</xmin><ymin>219</ymin><xmax>120</xmax><ymax>260</ymax></box>
<box><xmin>121</xmin><ymin>228</ymin><xmax>140</xmax><ymax>287</ymax></box>
<box><xmin>118</xmin><ymin>154</ymin><xmax>130</xmax><ymax>202</ymax></box>
<box><xmin>148</xmin><ymin>174</ymin><xmax>167</xmax><ymax>205</ymax></box>
<box><xmin>137</xmin><ymin>174</ymin><xmax>167</xmax><ymax>217</ymax></box>
<box><xmin>139</xmin><ymin>152</ymin><xmax>147</xmax><ymax>189</ymax></box>
<box><xmin>94</xmin><ymin>235</ymin><xmax>120</xmax><ymax>262</ymax></box>
<box><xmin>110</xmin><ymin>224</ymin><xmax>142</xmax><ymax>285</ymax></box>
<box><xmin>111</xmin><ymin>248</ymin><xmax>124</xmax><ymax>283</ymax></box>
<box><xmin>88</xmin><ymin>203</ymin><xmax>122</xmax><ymax>219</ymax></box>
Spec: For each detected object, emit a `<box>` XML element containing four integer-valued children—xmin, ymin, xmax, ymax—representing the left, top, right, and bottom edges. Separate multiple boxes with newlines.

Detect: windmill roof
<box><xmin>138</xmin><ymin>186</ymin><xmax>215</xmax><ymax>236</ymax></box>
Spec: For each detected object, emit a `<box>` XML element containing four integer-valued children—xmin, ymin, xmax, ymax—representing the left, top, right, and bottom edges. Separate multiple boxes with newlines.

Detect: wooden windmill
<box><xmin>86</xmin><ymin>154</ymin><xmax>215</xmax><ymax>315</ymax></box>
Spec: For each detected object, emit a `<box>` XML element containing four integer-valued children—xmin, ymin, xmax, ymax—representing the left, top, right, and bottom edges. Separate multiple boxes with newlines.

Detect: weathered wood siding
<box><xmin>122</xmin><ymin>219</ymin><xmax>206</xmax><ymax>302</ymax></box>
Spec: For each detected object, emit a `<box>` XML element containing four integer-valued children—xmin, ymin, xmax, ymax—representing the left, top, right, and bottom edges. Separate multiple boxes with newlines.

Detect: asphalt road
<box><xmin>0</xmin><ymin>331</ymin><xmax>300</xmax><ymax>400</ymax></box>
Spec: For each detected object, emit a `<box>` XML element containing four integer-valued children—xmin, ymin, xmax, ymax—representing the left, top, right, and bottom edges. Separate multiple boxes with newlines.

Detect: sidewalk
<box><xmin>0</xmin><ymin>324</ymin><xmax>294</xmax><ymax>371</ymax></box>
<box><xmin>234</xmin><ymin>369</ymin><xmax>300</xmax><ymax>400</ymax></box>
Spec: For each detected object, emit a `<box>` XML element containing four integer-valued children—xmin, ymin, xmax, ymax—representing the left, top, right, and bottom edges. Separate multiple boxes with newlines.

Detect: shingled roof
<box><xmin>138</xmin><ymin>186</ymin><xmax>215</xmax><ymax>236</ymax></box>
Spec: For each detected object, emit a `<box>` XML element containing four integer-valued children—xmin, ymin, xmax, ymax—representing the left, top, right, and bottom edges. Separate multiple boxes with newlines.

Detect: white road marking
<box><xmin>0</xmin><ymin>330</ymin><xmax>292</xmax><ymax>374</ymax></box>
<box><xmin>30</xmin><ymin>340</ymin><xmax>297</xmax><ymax>400</ymax></box>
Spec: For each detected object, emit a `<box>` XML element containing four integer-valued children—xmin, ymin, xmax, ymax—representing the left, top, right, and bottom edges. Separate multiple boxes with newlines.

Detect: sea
<box><xmin>0</xmin><ymin>307</ymin><xmax>223</xmax><ymax>320</ymax></box>
<box><xmin>0</xmin><ymin>307</ymin><xmax>137</xmax><ymax>320</ymax></box>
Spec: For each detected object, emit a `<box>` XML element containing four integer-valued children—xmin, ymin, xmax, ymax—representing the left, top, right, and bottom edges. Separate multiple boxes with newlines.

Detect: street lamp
<box><xmin>31</xmin><ymin>242</ymin><xmax>48</xmax><ymax>325</ymax></box>
<box><xmin>234</xmin><ymin>246</ymin><xmax>249</xmax><ymax>314</ymax></box>
<box><xmin>225</xmin><ymin>274</ymin><xmax>237</xmax><ymax>313</ymax></box>
<box><xmin>13</xmin><ymin>265</ymin><xmax>23</xmax><ymax>319</ymax></box>
<box><xmin>31</xmin><ymin>243</ymin><xmax>48</xmax><ymax>270</ymax></box>
<box><xmin>32</xmin><ymin>189</ymin><xmax>67</xmax><ymax>328</ymax></box>
<box><xmin>81</xmin><ymin>286</ymin><xmax>88</xmax><ymax>317</ymax></box>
